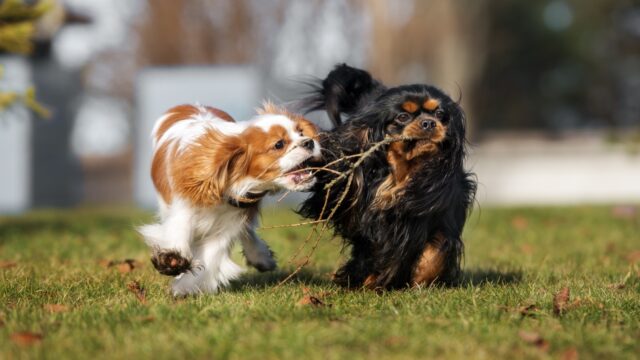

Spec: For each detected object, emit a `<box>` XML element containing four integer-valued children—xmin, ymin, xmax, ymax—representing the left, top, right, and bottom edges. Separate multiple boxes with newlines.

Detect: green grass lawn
<box><xmin>0</xmin><ymin>206</ymin><xmax>639</xmax><ymax>359</ymax></box>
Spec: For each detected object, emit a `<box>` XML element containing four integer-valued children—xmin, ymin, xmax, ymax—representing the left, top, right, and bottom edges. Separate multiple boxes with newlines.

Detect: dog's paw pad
<box><xmin>151</xmin><ymin>251</ymin><xmax>192</xmax><ymax>276</ymax></box>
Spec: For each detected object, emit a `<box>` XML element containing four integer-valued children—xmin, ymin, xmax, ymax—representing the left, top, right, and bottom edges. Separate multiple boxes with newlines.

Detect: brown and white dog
<box><xmin>139</xmin><ymin>103</ymin><xmax>320</xmax><ymax>296</ymax></box>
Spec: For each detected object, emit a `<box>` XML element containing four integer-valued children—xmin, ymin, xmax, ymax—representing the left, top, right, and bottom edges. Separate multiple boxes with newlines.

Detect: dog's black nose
<box><xmin>301</xmin><ymin>138</ymin><xmax>315</xmax><ymax>151</ymax></box>
<box><xmin>421</xmin><ymin>120</ymin><xmax>436</xmax><ymax>130</ymax></box>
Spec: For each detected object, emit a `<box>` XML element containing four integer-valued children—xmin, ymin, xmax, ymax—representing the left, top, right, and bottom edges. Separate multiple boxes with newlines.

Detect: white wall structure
<box><xmin>0</xmin><ymin>57</ymin><xmax>31</xmax><ymax>213</ymax></box>
<box><xmin>134</xmin><ymin>66</ymin><xmax>262</xmax><ymax>208</ymax></box>
<box><xmin>470</xmin><ymin>133</ymin><xmax>640</xmax><ymax>205</ymax></box>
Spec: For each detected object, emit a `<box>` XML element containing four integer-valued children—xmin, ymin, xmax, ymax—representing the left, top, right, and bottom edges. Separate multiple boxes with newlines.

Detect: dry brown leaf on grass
<box><xmin>127</xmin><ymin>280</ymin><xmax>147</xmax><ymax>304</ymax></box>
<box><xmin>101</xmin><ymin>259</ymin><xmax>142</xmax><ymax>273</ymax></box>
<box><xmin>518</xmin><ymin>330</ymin><xmax>550</xmax><ymax>351</ymax></box>
<box><xmin>607</xmin><ymin>283</ymin><xmax>626</xmax><ymax>290</ymax></box>
<box><xmin>0</xmin><ymin>260</ymin><xmax>17</xmax><ymax>269</ymax></box>
<box><xmin>10</xmin><ymin>332</ymin><xmax>43</xmax><ymax>346</ymax></box>
<box><xmin>115</xmin><ymin>261</ymin><xmax>135</xmax><ymax>274</ymax></box>
<box><xmin>553</xmin><ymin>287</ymin><xmax>570</xmax><ymax>316</ymax></box>
<box><xmin>518</xmin><ymin>304</ymin><xmax>540</xmax><ymax>317</ymax></box>
<box><xmin>511</xmin><ymin>216</ymin><xmax>529</xmax><ymax>230</ymax></box>
<box><xmin>626</xmin><ymin>251</ymin><xmax>640</xmax><ymax>264</ymax></box>
<box><xmin>135</xmin><ymin>315</ymin><xmax>155</xmax><ymax>323</ymax></box>
<box><xmin>520</xmin><ymin>244</ymin><xmax>534</xmax><ymax>254</ymax></box>
<box><xmin>297</xmin><ymin>287</ymin><xmax>331</xmax><ymax>307</ymax></box>
<box><xmin>384</xmin><ymin>336</ymin><xmax>406</xmax><ymax>346</ymax></box>
<box><xmin>43</xmin><ymin>304</ymin><xmax>69</xmax><ymax>313</ymax></box>
<box><xmin>607</xmin><ymin>271</ymin><xmax>632</xmax><ymax>290</ymax></box>
<box><xmin>604</xmin><ymin>242</ymin><xmax>616</xmax><ymax>254</ymax></box>
<box><xmin>298</xmin><ymin>295</ymin><xmax>325</xmax><ymax>307</ymax></box>
<box><xmin>498</xmin><ymin>303</ymin><xmax>540</xmax><ymax>318</ymax></box>
<box><xmin>562</xmin><ymin>347</ymin><xmax>579</xmax><ymax>360</ymax></box>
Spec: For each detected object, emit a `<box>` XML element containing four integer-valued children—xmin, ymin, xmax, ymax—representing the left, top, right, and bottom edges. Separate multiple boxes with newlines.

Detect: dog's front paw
<box><xmin>151</xmin><ymin>250</ymin><xmax>192</xmax><ymax>276</ymax></box>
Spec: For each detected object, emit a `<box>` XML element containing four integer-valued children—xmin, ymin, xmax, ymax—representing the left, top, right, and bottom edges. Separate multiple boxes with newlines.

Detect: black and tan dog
<box><xmin>298</xmin><ymin>64</ymin><xmax>476</xmax><ymax>289</ymax></box>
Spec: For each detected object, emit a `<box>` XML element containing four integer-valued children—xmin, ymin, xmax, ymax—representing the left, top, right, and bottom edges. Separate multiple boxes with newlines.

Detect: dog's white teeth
<box><xmin>288</xmin><ymin>169</ymin><xmax>313</xmax><ymax>185</ymax></box>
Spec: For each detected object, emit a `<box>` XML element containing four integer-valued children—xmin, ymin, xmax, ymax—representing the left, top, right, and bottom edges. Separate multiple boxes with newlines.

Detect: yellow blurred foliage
<box><xmin>0</xmin><ymin>0</ymin><xmax>53</xmax><ymax>118</ymax></box>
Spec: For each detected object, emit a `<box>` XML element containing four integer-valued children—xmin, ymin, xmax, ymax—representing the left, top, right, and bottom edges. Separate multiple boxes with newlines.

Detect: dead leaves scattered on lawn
<box><xmin>0</xmin><ymin>260</ymin><xmax>17</xmax><ymax>269</ymax></box>
<box><xmin>43</xmin><ymin>304</ymin><xmax>69</xmax><ymax>313</ymax></box>
<box><xmin>10</xmin><ymin>331</ymin><xmax>43</xmax><ymax>346</ymax></box>
<box><xmin>520</xmin><ymin>243</ymin><xmax>534</xmax><ymax>254</ymax></box>
<box><xmin>504</xmin><ymin>287</ymin><xmax>584</xmax><ymax>319</ymax></box>
<box><xmin>135</xmin><ymin>315</ymin><xmax>156</xmax><ymax>323</ymax></box>
<box><xmin>518</xmin><ymin>330</ymin><xmax>550</xmax><ymax>352</ymax></box>
<box><xmin>383</xmin><ymin>336</ymin><xmax>407</xmax><ymax>347</ymax></box>
<box><xmin>517</xmin><ymin>304</ymin><xmax>540</xmax><ymax>318</ymax></box>
<box><xmin>127</xmin><ymin>280</ymin><xmax>147</xmax><ymax>304</ymax></box>
<box><xmin>511</xmin><ymin>216</ymin><xmax>529</xmax><ymax>230</ymax></box>
<box><xmin>626</xmin><ymin>251</ymin><xmax>640</xmax><ymax>264</ymax></box>
<box><xmin>297</xmin><ymin>287</ymin><xmax>332</xmax><ymax>308</ymax></box>
<box><xmin>298</xmin><ymin>295</ymin><xmax>325</xmax><ymax>307</ymax></box>
<box><xmin>607</xmin><ymin>271</ymin><xmax>633</xmax><ymax>290</ymax></box>
<box><xmin>553</xmin><ymin>287</ymin><xmax>571</xmax><ymax>316</ymax></box>
<box><xmin>561</xmin><ymin>347</ymin><xmax>579</xmax><ymax>360</ymax></box>
<box><xmin>606</xmin><ymin>283</ymin><xmax>626</xmax><ymax>290</ymax></box>
<box><xmin>499</xmin><ymin>303</ymin><xmax>541</xmax><ymax>318</ymax></box>
<box><xmin>100</xmin><ymin>259</ymin><xmax>142</xmax><ymax>274</ymax></box>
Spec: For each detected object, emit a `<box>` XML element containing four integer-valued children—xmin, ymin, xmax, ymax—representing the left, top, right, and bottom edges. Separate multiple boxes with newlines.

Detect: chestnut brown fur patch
<box><xmin>242</xmin><ymin>125</ymin><xmax>292</xmax><ymax>180</ymax></box>
<box><xmin>154</xmin><ymin>105</ymin><xmax>201</xmax><ymax>144</ymax></box>
<box><xmin>423</xmin><ymin>98</ymin><xmax>440</xmax><ymax>111</ymax></box>
<box><xmin>151</xmin><ymin>141</ymin><xmax>174</xmax><ymax>204</ymax></box>
<box><xmin>412</xmin><ymin>233</ymin><xmax>447</xmax><ymax>285</ymax></box>
<box><xmin>171</xmin><ymin>131</ymin><xmax>249</xmax><ymax>207</ymax></box>
<box><xmin>401</xmin><ymin>101</ymin><xmax>419</xmax><ymax>113</ymax></box>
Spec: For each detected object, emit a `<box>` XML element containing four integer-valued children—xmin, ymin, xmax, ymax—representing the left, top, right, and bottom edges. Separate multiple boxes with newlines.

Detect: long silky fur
<box><xmin>298</xmin><ymin>64</ymin><xmax>476</xmax><ymax>289</ymax></box>
<box><xmin>298</xmin><ymin>63</ymin><xmax>383</xmax><ymax>127</ymax></box>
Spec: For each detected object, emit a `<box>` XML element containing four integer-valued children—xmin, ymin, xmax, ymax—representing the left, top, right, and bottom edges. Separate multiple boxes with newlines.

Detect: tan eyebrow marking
<box><xmin>423</xmin><ymin>98</ymin><xmax>440</xmax><ymax>111</ymax></box>
<box><xmin>401</xmin><ymin>101</ymin><xmax>419</xmax><ymax>113</ymax></box>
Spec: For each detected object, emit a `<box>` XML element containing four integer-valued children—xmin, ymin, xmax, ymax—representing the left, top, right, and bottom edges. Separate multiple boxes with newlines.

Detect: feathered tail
<box><xmin>298</xmin><ymin>63</ymin><xmax>383</xmax><ymax>127</ymax></box>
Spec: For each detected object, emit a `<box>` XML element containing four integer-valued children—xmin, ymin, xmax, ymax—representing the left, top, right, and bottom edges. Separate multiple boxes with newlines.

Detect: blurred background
<box><xmin>0</xmin><ymin>0</ymin><xmax>639</xmax><ymax>213</ymax></box>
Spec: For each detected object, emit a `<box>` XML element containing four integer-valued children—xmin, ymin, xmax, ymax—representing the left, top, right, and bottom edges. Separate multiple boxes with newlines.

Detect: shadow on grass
<box><xmin>229</xmin><ymin>267</ymin><xmax>522</xmax><ymax>292</ymax></box>
<box><xmin>458</xmin><ymin>268</ymin><xmax>523</xmax><ymax>287</ymax></box>
<box><xmin>230</xmin><ymin>268</ymin><xmax>335</xmax><ymax>292</ymax></box>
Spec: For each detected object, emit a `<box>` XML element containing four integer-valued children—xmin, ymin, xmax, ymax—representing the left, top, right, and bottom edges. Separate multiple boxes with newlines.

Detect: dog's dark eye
<box><xmin>435</xmin><ymin>109</ymin><xmax>445</xmax><ymax>119</ymax></box>
<box><xmin>395</xmin><ymin>112</ymin><xmax>412</xmax><ymax>123</ymax></box>
<box><xmin>274</xmin><ymin>140</ymin><xmax>285</xmax><ymax>150</ymax></box>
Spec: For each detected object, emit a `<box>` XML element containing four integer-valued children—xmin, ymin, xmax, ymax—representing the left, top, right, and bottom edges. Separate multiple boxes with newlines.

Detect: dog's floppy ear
<box><xmin>172</xmin><ymin>133</ymin><xmax>248</xmax><ymax>206</ymax></box>
<box><xmin>301</xmin><ymin>64</ymin><xmax>383</xmax><ymax>127</ymax></box>
<box><xmin>208</xmin><ymin>138</ymin><xmax>249</xmax><ymax>202</ymax></box>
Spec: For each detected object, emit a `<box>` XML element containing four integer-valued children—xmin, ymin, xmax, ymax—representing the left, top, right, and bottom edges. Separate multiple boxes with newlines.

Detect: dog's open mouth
<box><xmin>284</xmin><ymin>159</ymin><xmax>315</xmax><ymax>185</ymax></box>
